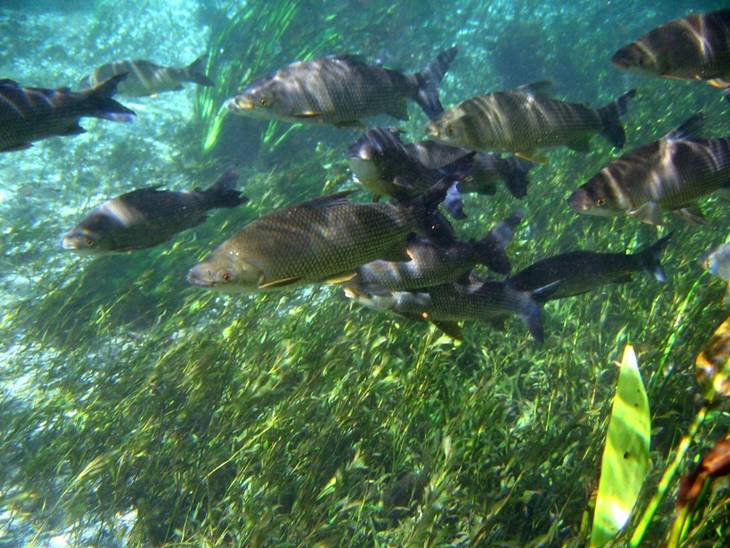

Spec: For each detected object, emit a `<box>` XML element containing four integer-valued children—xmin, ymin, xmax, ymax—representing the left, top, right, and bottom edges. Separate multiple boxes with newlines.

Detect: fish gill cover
<box><xmin>1</xmin><ymin>0</ymin><xmax>730</xmax><ymax>546</ymax></box>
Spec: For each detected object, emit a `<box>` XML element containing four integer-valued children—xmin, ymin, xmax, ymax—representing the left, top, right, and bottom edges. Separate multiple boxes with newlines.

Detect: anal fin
<box><xmin>333</xmin><ymin>119</ymin><xmax>365</xmax><ymax>128</ymax></box>
<box><xmin>566</xmin><ymin>137</ymin><xmax>591</xmax><ymax>153</ymax></box>
<box><xmin>431</xmin><ymin>320</ymin><xmax>463</xmax><ymax>340</ymax></box>
<box><xmin>258</xmin><ymin>276</ymin><xmax>303</xmax><ymax>289</ymax></box>
<box><xmin>1</xmin><ymin>142</ymin><xmax>32</xmax><ymax>152</ymax></box>
<box><xmin>515</xmin><ymin>150</ymin><xmax>548</xmax><ymax>164</ymax></box>
<box><xmin>323</xmin><ymin>271</ymin><xmax>357</xmax><ymax>284</ymax></box>
<box><xmin>628</xmin><ymin>201</ymin><xmax>663</xmax><ymax>225</ymax></box>
<box><xmin>672</xmin><ymin>204</ymin><xmax>707</xmax><ymax>225</ymax></box>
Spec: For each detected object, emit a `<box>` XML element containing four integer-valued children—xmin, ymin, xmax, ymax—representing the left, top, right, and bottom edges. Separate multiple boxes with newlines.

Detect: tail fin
<box><xmin>498</xmin><ymin>156</ymin><xmax>534</xmax><ymax>199</ymax></box>
<box><xmin>413</xmin><ymin>46</ymin><xmax>458</xmax><ymax>120</ymax></box>
<box><xmin>84</xmin><ymin>74</ymin><xmax>135</xmax><ymax>122</ymax></box>
<box><xmin>520</xmin><ymin>280</ymin><xmax>562</xmax><ymax>343</ymax></box>
<box><xmin>203</xmin><ymin>169</ymin><xmax>248</xmax><ymax>209</ymax></box>
<box><xmin>597</xmin><ymin>88</ymin><xmax>636</xmax><ymax>149</ymax></box>
<box><xmin>408</xmin><ymin>176</ymin><xmax>456</xmax><ymax>242</ymax></box>
<box><xmin>436</xmin><ymin>150</ymin><xmax>476</xmax><ymax>219</ymax></box>
<box><xmin>472</xmin><ymin>211</ymin><xmax>524</xmax><ymax>274</ymax></box>
<box><xmin>184</xmin><ymin>54</ymin><xmax>215</xmax><ymax>87</ymax></box>
<box><xmin>635</xmin><ymin>232</ymin><xmax>672</xmax><ymax>282</ymax></box>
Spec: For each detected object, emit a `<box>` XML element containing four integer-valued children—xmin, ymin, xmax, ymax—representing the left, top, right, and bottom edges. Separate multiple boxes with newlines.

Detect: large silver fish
<box><xmin>63</xmin><ymin>170</ymin><xmax>246</xmax><ymax>253</ymax></box>
<box><xmin>0</xmin><ymin>74</ymin><xmax>134</xmax><ymax>153</ymax></box>
<box><xmin>568</xmin><ymin>113</ymin><xmax>730</xmax><ymax>225</ymax></box>
<box><xmin>612</xmin><ymin>10</ymin><xmax>730</xmax><ymax>101</ymax></box>
<box><xmin>425</xmin><ymin>81</ymin><xmax>635</xmax><ymax>163</ymax></box>
<box><xmin>187</xmin><ymin>180</ymin><xmax>451</xmax><ymax>292</ymax></box>
<box><xmin>226</xmin><ymin>47</ymin><xmax>457</xmax><ymax>126</ymax></box>
<box><xmin>507</xmin><ymin>234</ymin><xmax>671</xmax><ymax>300</ymax></box>
<box><xmin>81</xmin><ymin>55</ymin><xmax>214</xmax><ymax>97</ymax></box>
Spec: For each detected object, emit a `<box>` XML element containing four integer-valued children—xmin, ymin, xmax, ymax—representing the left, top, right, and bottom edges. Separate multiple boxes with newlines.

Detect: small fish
<box><xmin>81</xmin><ymin>55</ymin><xmax>214</xmax><ymax>97</ymax></box>
<box><xmin>699</xmin><ymin>242</ymin><xmax>730</xmax><ymax>305</ymax></box>
<box><xmin>226</xmin><ymin>47</ymin><xmax>457</xmax><ymax>126</ymax></box>
<box><xmin>0</xmin><ymin>74</ymin><xmax>134</xmax><ymax>153</ymax></box>
<box><xmin>507</xmin><ymin>233</ymin><xmax>671</xmax><ymax>300</ymax></box>
<box><xmin>425</xmin><ymin>81</ymin><xmax>635</xmax><ymax>163</ymax></box>
<box><xmin>612</xmin><ymin>10</ymin><xmax>730</xmax><ymax>101</ymax></box>
<box><xmin>345</xmin><ymin>279</ymin><xmax>558</xmax><ymax>343</ymax></box>
<box><xmin>187</xmin><ymin>179</ymin><xmax>451</xmax><ymax>292</ymax></box>
<box><xmin>568</xmin><ymin>113</ymin><xmax>730</xmax><ymax>225</ymax></box>
<box><xmin>62</xmin><ymin>170</ymin><xmax>246</xmax><ymax>253</ymax></box>
<box><xmin>347</xmin><ymin>212</ymin><xmax>523</xmax><ymax>293</ymax></box>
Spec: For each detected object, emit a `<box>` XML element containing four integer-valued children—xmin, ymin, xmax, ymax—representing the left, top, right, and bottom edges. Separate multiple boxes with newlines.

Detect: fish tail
<box><xmin>521</xmin><ymin>280</ymin><xmax>562</xmax><ymax>343</ymax></box>
<box><xmin>408</xmin><ymin>176</ymin><xmax>455</xmax><ymax>241</ymax></box>
<box><xmin>597</xmin><ymin>88</ymin><xmax>636</xmax><ymax>149</ymax></box>
<box><xmin>203</xmin><ymin>168</ymin><xmax>248</xmax><ymax>209</ymax></box>
<box><xmin>472</xmin><ymin>210</ymin><xmax>525</xmax><ymax>274</ymax></box>
<box><xmin>185</xmin><ymin>54</ymin><xmax>215</xmax><ymax>87</ymax></box>
<box><xmin>413</xmin><ymin>46</ymin><xmax>458</xmax><ymax>120</ymax></box>
<box><xmin>636</xmin><ymin>232</ymin><xmax>672</xmax><ymax>282</ymax></box>
<box><xmin>498</xmin><ymin>156</ymin><xmax>534</xmax><ymax>199</ymax></box>
<box><xmin>438</xmin><ymin>151</ymin><xmax>476</xmax><ymax>219</ymax></box>
<box><xmin>84</xmin><ymin>74</ymin><xmax>135</xmax><ymax>122</ymax></box>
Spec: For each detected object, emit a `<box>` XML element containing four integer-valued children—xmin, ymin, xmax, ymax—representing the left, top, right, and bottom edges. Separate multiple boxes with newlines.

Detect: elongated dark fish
<box><xmin>345</xmin><ymin>278</ymin><xmax>559</xmax><ymax>343</ymax></box>
<box><xmin>187</xmin><ymin>179</ymin><xmax>451</xmax><ymax>292</ymax></box>
<box><xmin>425</xmin><ymin>81</ymin><xmax>636</xmax><ymax>163</ymax></box>
<box><xmin>63</xmin><ymin>170</ymin><xmax>246</xmax><ymax>253</ymax></box>
<box><xmin>347</xmin><ymin>212</ymin><xmax>523</xmax><ymax>293</ymax></box>
<box><xmin>612</xmin><ymin>10</ymin><xmax>730</xmax><ymax>101</ymax></box>
<box><xmin>0</xmin><ymin>74</ymin><xmax>134</xmax><ymax>153</ymax></box>
<box><xmin>568</xmin><ymin>113</ymin><xmax>730</xmax><ymax>225</ymax></box>
<box><xmin>226</xmin><ymin>47</ymin><xmax>457</xmax><ymax>126</ymax></box>
<box><xmin>507</xmin><ymin>233</ymin><xmax>671</xmax><ymax>300</ymax></box>
<box><xmin>81</xmin><ymin>55</ymin><xmax>214</xmax><ymax>97</ymax></box>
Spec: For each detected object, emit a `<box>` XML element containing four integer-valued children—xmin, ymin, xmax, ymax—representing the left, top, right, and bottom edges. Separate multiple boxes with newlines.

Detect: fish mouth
<box><xmin>226</xmin><ymin>96</ymin><xmax>255</xmax><ymax>112</ymax></box>
<box><xmin>567</xmin><ymin>191</ymin><xmax>590</xmax><ymax>213</ymax></box>
<box><xmin>61</xmin><ymin>236</ymin><xmax>79</xmax><ymax>250</ymax></box>
<box><xmin>187</xmin><ymin>265</ymin><xmax>217</xmax><ymax>288</ymax></box>
<box><xmin>424</xmin><ymin>124</ymin><xmax>439</xmax><ymax>138</ymax></box>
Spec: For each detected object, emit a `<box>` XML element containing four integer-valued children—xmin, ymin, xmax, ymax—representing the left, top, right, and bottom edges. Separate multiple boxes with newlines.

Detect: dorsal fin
<box><xmin>0</xmin><ymin>78</ymin><xmax>19</xmax><ymax>86</ymax></box>
<box><xmin>329</xmin><ymin>54</ymin><xmax>368</xmax><ymax>65</ymax></box>
<box><xmin>664</xmin><ymin>113</ymin><xmax>704</xmax><ymax>141</ymax></box>
<box><xmin>516</xmin><ymin>80</ymin><xmax>553</xmax><ymax>95</ymax></box>
<box><xmin>298</xmin><ymin>190</ymin><xmax>356</xmax><ymax>209</ymax></box>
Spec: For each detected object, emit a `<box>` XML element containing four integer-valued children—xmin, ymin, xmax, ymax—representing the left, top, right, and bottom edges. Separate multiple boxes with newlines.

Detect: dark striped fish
<box><xmin>507</xmin><ymin>234</ymin><xmax>671</xmax><ymax>300</ymax></box>
<box><xmin>425</xmin><ymin>81</ymin><xmax>635</xmax><ymax>163</ymax></box>
<box><xmin>187</xmin><ymin>180</ymin><xmax>451</xmax><ymax>293</ymax></box>
<box><xmin>0</xmin><ymin>74</ymin><xmax>134</xmax><ymax>153</ymax></box>
<box><xmin>81</xmin><ymin>55</ymin><xmax>214</xmax><ymax>97</ymax></box>
<box><xmin>226</xmin><ymin>48</ymin><xmax>457</xmax><ymax>126</ymax></box>
<box><xmin>612</xmin><ymin>10</ymin><xmax>730</xmax><ymax>101</ymax></box>
<box><xmin>568</xmin><ymin>113</ymin><xmax>730</xmax><ymax>225</ymax></box>
<box><xmin>63</xmin><ymin>170</ymin><xmax>247</xmax><ymax>253</ymax></box>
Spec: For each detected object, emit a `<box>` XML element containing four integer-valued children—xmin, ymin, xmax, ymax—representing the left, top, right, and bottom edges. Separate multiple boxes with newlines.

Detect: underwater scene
<box><xmin>3</xmin><ymin>0</ymin><xmax>730</xmax><ymax>545</ymax></box>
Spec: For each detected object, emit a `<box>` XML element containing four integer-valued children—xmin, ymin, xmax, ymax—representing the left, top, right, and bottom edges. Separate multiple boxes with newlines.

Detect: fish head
<box><xmin>611</xmin><ymin>43</ymin><xmax>664</xmax><ymax>77</ymax></box>
<box><xmin>344</xmin><ymin>286</ymin><xmax>397</xmax><ymax>312</ymax></box>
<box><xmin>699</xmin><ymin>244</ymin><xmax>730</xmax><ymax>280</ymax></box>
<box><xmin>347</xmin><ymin>129</ymin><xmax>400</xmax><ymax>183</ymax></box>
<box><xmin>424</xmin><ymin>109</ymin><xmax>470</xmax><ymax>148</ymax></box>
<box><xmin>226</xmin><ymin>76</ymin><xmax>288</xmax><ymax>120</ymax></box>
<box><xmin>61</xmin><ymin>220</ymin><xmax>115</xmax><ymax>253</ymax></box>
<box><xmin>567</xmin><ymin>183</ymin><xmax>622</xmax><ymax>217</ymax></box>
<box><xmin>187</xmin><ymin>253</ymin><xmax>261</xmax><ymax>292</ymax></box>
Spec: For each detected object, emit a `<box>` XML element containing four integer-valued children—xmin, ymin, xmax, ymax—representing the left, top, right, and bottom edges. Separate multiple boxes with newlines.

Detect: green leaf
<box><xmin>591</xmin><ymin>344</ymin><xmax>651</xmax><ymax>547</ymax></box>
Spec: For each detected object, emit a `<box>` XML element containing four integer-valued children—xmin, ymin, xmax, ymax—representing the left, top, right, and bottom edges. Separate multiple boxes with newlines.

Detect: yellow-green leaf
<box><xmin>591</xmin><ymin>345</ymin><xmax>651</xmax><ymax>547</ymax></box>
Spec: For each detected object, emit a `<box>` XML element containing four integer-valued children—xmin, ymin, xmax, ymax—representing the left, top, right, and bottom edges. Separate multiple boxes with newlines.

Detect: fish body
<box><xmin>507</xmin><ymin>234</ymin><xmax>671</xmax><ymax>300</ymax></box>
<box><xmin>699</xmin><ymin>242</ymin><xmax>730</xmax><ymax>304</ymax></box>
<box><xmin>0</xmin><ymin>74</ymin><xmax>134</xmax><ymax>152</ymax></box>
<box><xmin>425</xmin><ymin>81</ymin><xmax>635</xmax><ymax>162</ymax></box>
<box><xmin>81</xmin><ymin>55</ymin><xmax>214</xmax><ymax>97</ymax></box>
<box><xmin>62</xmin><ymin>170</ymin><xmax>246</xmax><ymax>253</ymax></box>
<box><xmin>226</xmin><ymin>47</ymin><xmax>457</xmax><ymax>126</ymax></box>
<box><xmin>568</xmin><ymin>114</ymin><xmax>730</xmax><ymax>224</ymax></box>
<box><xmin>612</xmin><ymin>10</ymin><xmax>730</xmax><ymax>99</ymax></box>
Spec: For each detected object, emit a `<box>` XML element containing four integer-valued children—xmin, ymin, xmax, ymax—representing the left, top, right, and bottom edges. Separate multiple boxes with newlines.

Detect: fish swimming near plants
<box><xmin>612</xmin><ymin>9</ymin><xmax>730</xmax><ymax>101</ymax></box>
<box><xmin>507</xmin><ymin>233</ymin><xmax>672</xmax><ymax>300</ymax></box>
<box><xmin>226</xmin><ymin>47</ymin><xmax>458</xmax><ymax>126</ymax></box>
<box><xmin>62</xmin><ymin>170</ymin><xmax>246</xmax><ymax>253</ymax></box>
<box><xmin>699</xmin><ymin>242</ymin><xmax>730</xmax><ymax>305</ymax></box>
<box><xmin>80</xmin><ymin>55</ymin><xmax>214</xmax><ymax>97</ymax></box>
<box><xmin>347</xmin><ymin>212</ymin><xmax>523</xmax><ymax>293</ymax></box>
<box><xmin>425</xmin><ymin>81</ymin><xmax>636</xmax><ymax>163</ymax></box>
<box><xmin>187</xmin><ymin>179</ymin><xmax>452</xmax><ymax>293</ymax></box>
<box><xmin>568</xmin><ymin>113</ymin><xmax>730</xmax><ymax>225</ymax></box>
<box><xmin>0</xmin><ymin>74</ymin><xmax>134</xmax><ymax>153</ymax></box>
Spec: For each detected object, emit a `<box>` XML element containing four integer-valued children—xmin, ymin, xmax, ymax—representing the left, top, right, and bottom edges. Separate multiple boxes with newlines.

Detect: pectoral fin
<box><xmin>672</xmin><ymin>204</ymin><xmax>707</xmax><ymax>225</ymax></box>
<box><xmin>431</xmin><ymin>320</ymin><xmax>463</xmax><ymax>340</ymax></box>
<box><xmin>333</xmin><ymin>120</ymin><xmax>365</xmax><ymax>128</ymax></box>
<box><xmin>258</xmin><ymin>276</ymin><xmax>303</xmax><ymax>289</ymax></box>
<box><xmin>293</xmin><ymin>110</ymin><xmax>321</xmax><ymax>118</ymax></box>
<box><xmin>627</xmin><ymin>201</ymin><xmax>663</xmax><ymax>225</ymax></box>
<box><xmin>566</xmin><ymin>137</ymin><xmax>591</xmax><ymax>153</ymax></box>
<box><xmin>515</xmin><ymin>150</ymin><xmax>549</xmax><ymax>164</ymax></box>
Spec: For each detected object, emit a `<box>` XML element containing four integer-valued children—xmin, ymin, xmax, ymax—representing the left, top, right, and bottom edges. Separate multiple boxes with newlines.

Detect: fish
<box><xmin>424</xmin><ymin>81</ymin><xmax>636</xmax><ymax>163</ymax></box>
<box><xmin>80</xmin><ymin>55</ymin><xmax>214</xmax><ymax>97</ymax></box>
<box><xmin>612</xmin><ymin>10</ymin><xmax>730</xmax><ymax>101</ymax></box>
<box><xmin>62</xmin><ymin>170</ymin><xmax>246</xmax><ymax>253</ymax></box>
<box><xmin>507</xmin><ymin>233</ymin><xmax>671</xmax><ymax>300</ymax></box>
<box><xmin>226</xmin><ymin>47</ymin><xmax>458</xmax><ymax>126</ymax></box>
<box><xmin>568</xmin><ymin>113</ymin><xmax>730</xmax><ymax>225</ymax></box>
<box><xmin>699</xmin><ymin>242</ymin><xmax>730</xmax><ymax>305</ymax></box>
<box><xmin>0</xmin><ymin>74</ymin><xmax>134</xmax><ymax>153</ymax></box>
<box><xmin>187</xmin><ymin>179</ymin><xmax>452</xmax><ymax>292</ymax></box>
<box><xmin>344</xmin><ymin>278</ymin><xmax>560</xmax><ymax>343</ymax></box>
<box><xmin>346</xmin><ymin>212</ymin><xmax>523</xmax><ymax>293</ymax></box>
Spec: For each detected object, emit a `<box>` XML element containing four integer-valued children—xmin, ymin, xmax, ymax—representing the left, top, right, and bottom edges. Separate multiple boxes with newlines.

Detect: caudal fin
<box><xmin>185</xmin><ymin>54</ymin><xmax>215</xmax><ymax>87</ymax></box>
<box><xmin>499</xmin><ymin>156</ymin><xmax>534</xmax><ymax>199</ymax></box>
<box><xmin>413</xmin><ymin>46</ymin><xmax>458</xmax><ymax>120</ymax></box>
<box><xmin>437</xmin><ymin>150</ymin><xmax>476</xmax><ymax>219</ymax></box>
<box><xmin>597</xmin><ymin>88</ymin><xmax>636</xmax><ymax>149</ymax></box>
<box><xmin>472</xmin><ymin>211</ymin><xmax>525</xmax><ymax>274</ymax></box>
<box><xmin>521</xmin><ymin>280</ymin><xmax>562</xmax><ymax>343</ymax></box>
<box><xmin>636</xmin><ymin>232</ymin><xmax>672</xmax><ymax>282</ymax></box>
<box><xmin>84</xmin><ymin>74</ymin><xmax>135</xmax><ymax>122</ymax></box>
<box><xmin>203</xmin><ymin>168</ymin><xmax>248</xmax><ymax>209</ymax></box>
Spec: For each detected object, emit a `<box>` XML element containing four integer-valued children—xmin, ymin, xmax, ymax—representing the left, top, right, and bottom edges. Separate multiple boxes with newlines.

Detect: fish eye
<box><xmin>222</xmin><ymin>271</ymin><xmax>231</xmax><ymax>281</ymax></box>
<box><xmin>258</xmin><ymin>96</ymin><xmax>269</xmax><ymax>106</ymax></box>
<box><xmin>85</xmin><ymin>237</ymin><xmax>94</xmax><ymax>247</ymax></box>
<box><xmin>596</xmin><ymin>198</ymin><xmax>606</xmax><ymax>207</ymax></box>
<box><xmin>446</xmin><ymin>125</ymin><xmax>454</xmax><ymax>136</ymax></box>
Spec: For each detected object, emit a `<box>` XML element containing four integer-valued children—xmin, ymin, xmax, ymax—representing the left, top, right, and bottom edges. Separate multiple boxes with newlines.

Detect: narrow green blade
<box><xmin>591</xmin><ymin>345</ymin><xmax>651</xmax><ymax>547</ymax></box>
